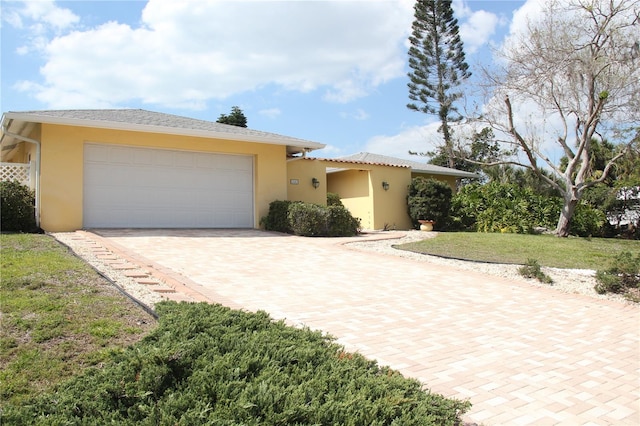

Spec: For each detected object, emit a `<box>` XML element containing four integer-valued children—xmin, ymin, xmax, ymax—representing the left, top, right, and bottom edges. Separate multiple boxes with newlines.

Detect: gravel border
<box><xmin>52</xmin><ymin>232</ymin><xmax>166</xmax><ymax>310</ymax></box>
<box><xmin>347</xmin><ymin>231</ymin><xmax>636</xmax><ymax>306</ymax></box>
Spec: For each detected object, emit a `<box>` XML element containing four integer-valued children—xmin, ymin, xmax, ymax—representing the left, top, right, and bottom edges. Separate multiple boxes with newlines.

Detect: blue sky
<box><xmin>1</xmin><ymin>0</ymin><xmax>533</xmax><ymax>160</ymax></box>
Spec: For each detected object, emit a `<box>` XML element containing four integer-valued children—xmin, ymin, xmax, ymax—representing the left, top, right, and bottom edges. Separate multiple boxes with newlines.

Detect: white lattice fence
<box><xmin>1</xmin><ymin>162</ymin><xmax>32</xmax><ymax>187</ymax></box>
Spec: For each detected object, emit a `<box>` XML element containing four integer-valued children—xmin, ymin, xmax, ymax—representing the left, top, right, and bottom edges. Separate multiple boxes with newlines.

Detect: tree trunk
<box><xmin>555</xmin><ymin>195</ymin><xmax>579</xmax><ymax>237</ymax></box>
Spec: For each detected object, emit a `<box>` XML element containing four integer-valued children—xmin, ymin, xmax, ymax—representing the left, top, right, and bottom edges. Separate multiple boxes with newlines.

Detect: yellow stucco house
<box><xmin>1</xmin><ymin>109</ymin><xmax>477</xmax><ymax>232</ymax></box>
<box><xmin>287</xmin><ymin>152</ymin><xmax>479</xmax><ymax>230</ymax></box>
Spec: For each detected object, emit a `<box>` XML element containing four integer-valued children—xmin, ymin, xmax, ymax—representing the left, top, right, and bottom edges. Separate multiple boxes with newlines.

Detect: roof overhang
<box><xmin>291</xmin><ymin>156</ymin><xmax>480</xmax><ymax>178</ymax></box>
<box><xmin>411</xmin><ymin>167</ymin><xmax>481</xmax><ymax>179</ymax></box>
<box><xmin>0</xmin><ymin>111</ymin><xmax>325</xmax><ymax>156</ymax></box>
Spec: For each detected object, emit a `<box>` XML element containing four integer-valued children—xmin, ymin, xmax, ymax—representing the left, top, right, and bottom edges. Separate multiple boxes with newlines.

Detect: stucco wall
<box><xmin>412</xmin><ymin>172</ymin><xmax>457</xmax><ymax>191</ymax></box>
<box><xmin>38</xmin><ymin>124</ymin><xmax>287</xmax><ymax>232</ymax></box>
<box><xmin>369</xmin><ymin>166</ymin><xmax>413</xmax><ymax>230</ymax></box>
<box><xmin>326</xmin><ymin>168</ymin><xmax>373</xmax><ymax>229</ymax></box>
<box><xmin>286</xmin><ymin>158</ymin><xmax>327</xmax><ymax>205</ymax></box>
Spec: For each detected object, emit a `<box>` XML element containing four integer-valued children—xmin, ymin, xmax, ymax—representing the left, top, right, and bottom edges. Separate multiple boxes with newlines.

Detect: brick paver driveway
<box><xmin>93</xmin><ymin>229</ymin><xmax>639</xmax><ymax>425</ymax></box>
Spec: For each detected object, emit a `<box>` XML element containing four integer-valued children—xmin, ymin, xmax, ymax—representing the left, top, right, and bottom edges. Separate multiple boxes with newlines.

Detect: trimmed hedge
<box><xmin>3</xmin><ymin>302</ymin><xmax>471</xmax><ymax>425</ymax></box>
<box><xmin>0</xmin><ymin>181</ymin><xmax>37</xmax><ymax>233</ymax></box>
<box><xmin>263</xmin><ymin>200</ymin><xmax>360</xmax><ymax>237</ymax></box>
<box><xmin>260</xmin><ymin>200</ymin><xmax>295</xmax><ymax>233</ymax></box>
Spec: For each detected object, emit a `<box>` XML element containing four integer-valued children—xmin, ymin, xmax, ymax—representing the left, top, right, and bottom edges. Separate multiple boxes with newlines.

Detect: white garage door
<box><xmin>83</xmin><ymin>144</ymin><xmax>254</xmax><ymax>228</ymax></box>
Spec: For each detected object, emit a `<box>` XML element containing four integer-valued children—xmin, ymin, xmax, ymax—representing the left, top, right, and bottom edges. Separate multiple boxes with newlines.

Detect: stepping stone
<box><xmin>96</xmin><ymin>255</ymin><xmax>117</xmax><ymax>260</ymax></box>
<box><xmin>153</xmin><ymin>286</ymin><xmax>176</xmax><ymax>294</ymax></box>
<box><xmin>135</xmin><ymin>278</ymin><xmax>160</xmax><ymax>285</ymax></box>
<box><xmin>123</xmin><ymin>271</ymin><xmax>149</xmax><ymax>278</ymax></box>
<box><xmin>111</xmin><ymin>264</ymin><xmax>137</xmax><ymax>270</ymax></box>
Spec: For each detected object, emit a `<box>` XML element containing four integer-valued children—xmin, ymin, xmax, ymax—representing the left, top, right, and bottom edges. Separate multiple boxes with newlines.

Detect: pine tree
<box><xmin>216</xmin><ymin>106</ymin><xmax>248</xmax><ymax>128</ymax></box>
<box><xmin>407</xmin><ymin>0</ymin><xmax>470</xmax><ymax>168</ymax></box>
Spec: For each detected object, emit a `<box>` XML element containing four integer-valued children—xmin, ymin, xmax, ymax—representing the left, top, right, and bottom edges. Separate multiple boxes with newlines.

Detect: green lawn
<box><xmin>0</xmin><ymin>233</ymin><xmax>157</xmax><ymax>406</ymax></box>
<box><xmin>396</xmin><ymin>232</ymin><xmax>640</xmax><ymax>270</ymax></box>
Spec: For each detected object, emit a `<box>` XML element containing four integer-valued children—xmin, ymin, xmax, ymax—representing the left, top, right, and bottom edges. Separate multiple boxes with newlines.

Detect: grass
<box><xmin>396</xmin><ymin>232</ymin><xmax>640</xmax><ymax>270</ymax></box>
<box><xmin>0</xmin><ymin>233</ymin><xmax>157</xmax><ymax>406</ymax></box>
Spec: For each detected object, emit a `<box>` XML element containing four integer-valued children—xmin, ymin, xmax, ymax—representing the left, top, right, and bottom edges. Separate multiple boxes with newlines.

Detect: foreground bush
<box><xmin>4</xmin><ymin>302</ymin><xmax>470</xmax><ymax>425</ymax></box>
<box><xmin>0</xmin><ymin>181</ymin><xmax>37</xmax><ymax>233</ymax></box>
<box><xmin>263</xmin><ymin>199</ymin><xmax>360</xmax><ymax>237</ymax></box>
<box><xmin>595</xmin><ymin>251</ymin><xmax>640</xmax><ymax>301</ymax></box>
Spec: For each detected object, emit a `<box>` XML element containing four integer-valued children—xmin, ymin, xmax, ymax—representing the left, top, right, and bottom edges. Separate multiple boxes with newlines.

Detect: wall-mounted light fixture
<box><xmin>382</xmin><ymin>181</ymin><xmax>390</xmax><ymax>191</ymax></box>
<box><xmin>312</xmin><ymin>177</ymin><xmax>320</xmax><ymax>189</ymax></box>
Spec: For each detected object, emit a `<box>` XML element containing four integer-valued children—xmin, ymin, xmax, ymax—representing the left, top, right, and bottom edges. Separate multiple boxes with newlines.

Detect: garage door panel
<box><xmin>84</xmin><ymin>144</ymin><xmax>254</xmax><ymax>228</ymax></box>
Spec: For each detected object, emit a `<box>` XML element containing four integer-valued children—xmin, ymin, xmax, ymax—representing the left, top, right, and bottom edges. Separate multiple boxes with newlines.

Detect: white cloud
<box><xmin>4</xmin><ymin>0</ymin><xmax>79</xmax><ymax>54</ymax></box>
<box><xmin>340</xmin><ymin>108</ymin><xmax>370</xmax><ymax>121</ymax></box>
<box><xmin>16</xmin><ymin>0</ymin><xmax>414</xmax><ymax>109</ymax></box>
<box><xmin>22</xmin><ymin>0</ymin><xmax>80</xmax><ymax>30</ymax></box>
<box><xmin>364</xmin><ymin>122</ymin><xmax>443</xmax><ymax>161</ymax></box>
<box><xmin>10</xmin><ymin>0</ymin><xmax>505</xmax><ymax>111</ymax></box>
<box><xmin>259</xmin><ymin>108</ymin><xmax>281</xmax><ymax>119</ymax></box>
<box><xmin>459</xmin><ymin>10</ymin><xmax>499</xmax><ymax>54</ymax></box>
<box><xmin>453</xmin><ymin>0</ymin><xmax>500</xmax><ymax>54</ymax></box>
<box><xmin>312</xmin><ymin>144</ymin><xmax>346</xmax><ymax>158</ymax></box>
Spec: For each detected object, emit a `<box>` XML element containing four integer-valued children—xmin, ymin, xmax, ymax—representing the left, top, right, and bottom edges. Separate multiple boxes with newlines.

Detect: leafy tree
<box><xmin>406</xmin><ymin>177</ymin><xmax>452</xmax><ymax>230</ymax></box>
<box><xmin>407</xmin><ymin>0</ymin><xmax>471</xmax><ymax>168</ymax></box>
<box><xmin>479</xmin><ymin>0</ymin><xmax>639</xmax><ymax>237</ymax></box>
<box><xmin>579</xmin><ymin>136</ymin><xmax>640</xmax><ymax>236</ymax></box>
<box><xmin>216</xmin><ymin>106</ymin><xmax>248</xmax><ymax>128</ymax></box>
<box><xmin>485</xmin><ymin>165</ymin><xmax>562</xmax><ymax>198</ymax></box>
<box><xmin>428</xmin><ymin>127</ymin><xmax>501</xmax><ymax>184</ymax></box>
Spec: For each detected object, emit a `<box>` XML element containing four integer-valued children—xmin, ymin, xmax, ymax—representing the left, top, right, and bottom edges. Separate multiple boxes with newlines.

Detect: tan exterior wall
<box><xmin>412</xmin><ymin>172</ymin><xmax>457</xmax><ymax>192</ymax></box>
<box><xmin>286</xmin><ymin>158</ymin><xmax>327</xmax><ymax>205</ymax></box>
<box><xmin>326</xmin><ymin>169</ymin><xmax>374</xmax><ymax>229</ymax></box>
<box><xmin>37</xmin><ymin>124</ymin><xmax>287</xmax><ymax>232</ymax></box>
<box><xmin>326</xmin><ymin>165</ymin><xmax>414</xmax><ymax>230</ymax></box>
<box><xmin>369</xmin><ymin>166</ymin><xmax>413</xmax><ymax>230</ymax></box>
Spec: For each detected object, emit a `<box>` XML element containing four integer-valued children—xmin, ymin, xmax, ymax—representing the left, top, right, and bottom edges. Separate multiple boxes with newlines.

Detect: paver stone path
<box><xmin>89</xmin><ymin>229</ymin><xmax>640</xmax><ymax>425</ymax></box>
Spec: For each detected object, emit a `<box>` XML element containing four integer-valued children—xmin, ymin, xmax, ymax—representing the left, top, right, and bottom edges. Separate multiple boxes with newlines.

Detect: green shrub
<box><xmin>0</xmin><ymin>181</ymin><xmax>37</xmax><ymax>233</ymax></box>
<box><xmin>263</xmin><ymin>200</ymin><xmax>360</xmax><ymax>237</ymax></box>
<box><xmin>260</xmin><ymin>200</ymin><xmax>295</xmax><ymax>233</ymax></box>
<box><xmin>451</xmin><ymin>182</ymin><xmax>561</xmax><ymax>234</ymax></box>
<box><xmin>518</xmin><ymin>258</ymin><xmax>553</xmax><ymax>284</ymax></box>
<box><xmin>288</xmin><ymin>202</ymin><xmax>329</xmax><ymax>236</ymax></box>
<box><xmin>570</xmin><ymin>203</ymin><xmax>606</xmax><ymax>237</ymax></box>
<box><xmin>595</xmin><ymin>251</ymin><xmax>640</xmax><ymax>299</ymax></box>
<box><xmin>327</xmin><ymin>205</ymin><xmax>360</xmax><ymax>237</ymax></box>
<box><xmin>407</xmin><ymin>177</ymin><xmax>452</xmax><ymax>230</ymax></box>
<box><xmin>3</xmin><ymin>302</ymin><xmax>470</xmax><ymax>425</ymax></box>
<box><xmin>327</xmin><ymin>192</ymin><xmax>343</xmax><ymax>206</ymax></box>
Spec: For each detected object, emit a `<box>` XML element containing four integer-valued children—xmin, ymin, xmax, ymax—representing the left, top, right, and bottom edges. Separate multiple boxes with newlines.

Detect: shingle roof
<box><xmin>334</xmin><ymin>152</ymin><xmax>480</xmax><ymax>178</ymax></box>
<box><xmin>1</xmin><ymin>109</ymin><xmax>325</xmax><ymax>154</ymax></box>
